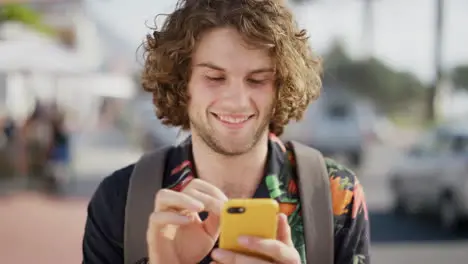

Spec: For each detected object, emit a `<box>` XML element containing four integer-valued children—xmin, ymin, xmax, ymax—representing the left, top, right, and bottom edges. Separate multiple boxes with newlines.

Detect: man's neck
<box><xmin>191</xmin><ymin>133</ymin><xmax>269</xmax><ymax>198</ymax></box>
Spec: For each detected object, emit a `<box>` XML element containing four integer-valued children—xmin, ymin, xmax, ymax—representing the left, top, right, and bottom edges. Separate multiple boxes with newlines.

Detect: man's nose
<box><xmin>223</xmin><ymin>79</ymin><xmax>250</xmax><ymax>108</ymax></box>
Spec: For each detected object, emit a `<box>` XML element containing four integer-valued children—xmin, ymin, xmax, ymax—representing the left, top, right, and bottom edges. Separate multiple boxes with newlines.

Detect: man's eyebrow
<box><xmin>194</xmin><ymin>62</ymin><xmax>225</xmax><ymax>71</ymax></box>
<box><xmin>249</xmin><ymin>68</ymin><xmax>275</xmax><ymax>74</ymax></box>
<box><xmin>195</xmin><ymin>62</ymin><xmax>275</xmax><ymax>74</ymax></box>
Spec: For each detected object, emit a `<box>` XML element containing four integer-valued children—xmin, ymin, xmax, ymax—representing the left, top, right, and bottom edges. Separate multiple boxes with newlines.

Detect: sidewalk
<box><xmin>0</xmin><ymin>128</ymin><xmax>142</xmax><ymax>263</ymax></box>
<box><xmin>372</xmin><ymin>242</ymin><xmax>468</xmax><ymax>264</ymax></box>
<box><xmin>0</xmin><ymin>193</ymin><xmax>87</xmax><ymax>264</ymax></box>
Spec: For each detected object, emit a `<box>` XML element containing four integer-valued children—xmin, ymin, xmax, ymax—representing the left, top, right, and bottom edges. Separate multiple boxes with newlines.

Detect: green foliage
<box><xmin>0</xmin><ymin>4</ymin><xmax>56</xmax><ymax>36</ymax></box>
<box><xmin>452</xmin><ymin>65</ymin><xmax>468</xmax><ymax>89</ymax></box>
<box><xmin>323</xmin><ymin>41</ymin><xmax>426</xmax><ymax>113</ymax></box>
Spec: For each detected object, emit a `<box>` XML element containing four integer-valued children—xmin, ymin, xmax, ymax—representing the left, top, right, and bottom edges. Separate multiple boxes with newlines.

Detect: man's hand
<box><xmin>147</xmin><ymin>179</ymin><xmax>228</xmax><ymax>264</ymax></box>
<box><xmin>210</xmin><ymin>213</ymin><xmax>301</xmax><ymax>264</ymax></box>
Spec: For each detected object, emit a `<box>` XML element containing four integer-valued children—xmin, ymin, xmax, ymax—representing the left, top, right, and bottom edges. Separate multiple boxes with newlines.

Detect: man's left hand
<box><xmin>210</xmin><ymin>213</ymin><xmax>301</xmax><ymax>264</ymax></box>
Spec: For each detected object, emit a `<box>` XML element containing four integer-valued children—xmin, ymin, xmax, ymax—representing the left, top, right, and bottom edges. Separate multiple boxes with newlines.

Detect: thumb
<box><xmin>277</xmin><ymin>213</ymin><xmax>294</xmax><ymax>247</ymax></box>
<box><xmin>203</xmin><ymin>212</ymin><xmax>221</xmax><ymax>239</ymax></box>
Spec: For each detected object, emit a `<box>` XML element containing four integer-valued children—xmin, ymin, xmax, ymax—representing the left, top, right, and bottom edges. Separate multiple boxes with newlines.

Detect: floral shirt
<box><xmin>163</xmin><ymin>134</ymin><xmax>370</xmax><ymax>264</ymax></box>
<box><xmin>82</xmin><ymin>134</ymin><xmax>370</xmax><ymax>264</ymax></box>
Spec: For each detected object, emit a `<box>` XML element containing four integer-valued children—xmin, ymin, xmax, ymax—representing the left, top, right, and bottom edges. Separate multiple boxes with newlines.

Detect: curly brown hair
<box><xmin>142</xmin><ymin>0</ymin><xmax>322</xmax><ymax>136</ymax></box>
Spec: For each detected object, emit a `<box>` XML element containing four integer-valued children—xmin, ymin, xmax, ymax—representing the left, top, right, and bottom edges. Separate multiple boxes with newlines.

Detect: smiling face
<box><xmin>187</xmin><ymin>27</ymin><xmax>276</xmax><ymax>156</ymax></box>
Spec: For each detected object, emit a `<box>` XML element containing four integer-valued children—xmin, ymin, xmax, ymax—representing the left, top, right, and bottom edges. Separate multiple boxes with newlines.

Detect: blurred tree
<box><xmin>0</xmin><ymin>4</ymin><xmax>55</xmax><ymax>36</ymax></box>
<box><xmin>322</xmin><ymin>41</ymin><xmax>352</xmax><ymax>67</ymax></box>
<box><xmin>452</xmin><ymin>65</ymin><xmax>468</xmax><ymax>89</ymax></box>
<box><xmin>323</xmin><ymin>41</ymin><xmax>426</xmax><ymax>113</ymax></box>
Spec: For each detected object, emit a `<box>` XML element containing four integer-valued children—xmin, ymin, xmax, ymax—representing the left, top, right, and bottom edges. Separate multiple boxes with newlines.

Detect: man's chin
<box><xmin>211</xmin><ymin>138</ymin><xmax>257</xmax><ymax>156</ymax></box>
<box><xmin>215</xmin><ymin>145</ymin><xmax>253</xmax><ymax>156</ymax></box>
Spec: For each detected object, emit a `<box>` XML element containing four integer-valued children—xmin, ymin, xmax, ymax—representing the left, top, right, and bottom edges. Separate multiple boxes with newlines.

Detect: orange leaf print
<box><xmin>279</xmin><ymin>203</ymin><xmax>297</xmax><ymax>217</ymax></box>
<box><xmin>287</xmin><ymin>179</ymin><xmax>298</xmax><ymax>195</ymax></box>
<box><xmin>287</xmin><ymin>151</ymin><xmax>296</xmax><ymax>166</ymax></box>
<box><xmin>352</xmin><ymin>183</ymin><xmax>369</xmax><ymax>220</ymax></box>
<box><xmin>330</xmin><ymin>177</ymin><xmax>353</xmax><ymax>216</ymax></box>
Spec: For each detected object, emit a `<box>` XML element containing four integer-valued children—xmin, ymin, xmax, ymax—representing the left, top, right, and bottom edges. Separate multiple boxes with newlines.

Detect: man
<box><xmin>82</xmin><ymin>0</ymin><xmax>370</xmax><ymax>263</ymax></box>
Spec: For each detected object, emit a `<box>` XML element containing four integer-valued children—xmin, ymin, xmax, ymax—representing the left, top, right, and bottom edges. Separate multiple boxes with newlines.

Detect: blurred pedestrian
<box><xmin>48</xmin><ymin>103</ymin><xmax>72</xmax><ymax>187</ymax></box>
<box><xmin>16</xmin><ymin>101</ymin><xmax>53</xmax><ymax>188</ymax></box>
<box><xmin>0</xmin><ymin>111</ymin><xmax>17</xmax><ymax>178</ymax></box>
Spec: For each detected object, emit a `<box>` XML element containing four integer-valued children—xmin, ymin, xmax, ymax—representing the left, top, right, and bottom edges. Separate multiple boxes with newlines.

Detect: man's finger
<box><xmin>146</xmin><ymin>211</ymin><xmax>193</xmax><ymax>256</ymax></box>
<box><xmin>277</xmin><ymin>213</ymin><xmax>294</xmax><ymax>247</ymax></box>
<box><xmin>147</xmin><ymin>211</ymin><xmax>196</xmax><ymax>241</ymax></box>
<box><xmin>184</xmin><ymin>188</ymin><xmax>224</xmax><ymax>216</ymax></box>
<box><xmin>147</xmin><ymin>211</ymin><xmax>193</xmax><ymax>230</ymax></box>
<box><xmin>211</xmin><ymin>248</ymin><xmax>272</xmax><ymax>264</ymax></box>
<box><xmin>202</xmin><ymin>211</ymin><xmax>221</xmax><ymax>238</ymax></box>
<box><xmin>237</xmin><ymin>236</ymin><xmax>300</xmax><ymax>264</ymax></box>
<box><xmin>155</xmin><ymin>188</ymin><xmax>205</xmax><ymax>212</ymax></box>
<box><xmin>185</xmin><ymin>179</ymin><xmax>228</xmax><ymax>201</ymax></box>
<box><xmin>146</xmin><ymin>211</ymin><xmax>190</xmax><ymax>264</ymax></box>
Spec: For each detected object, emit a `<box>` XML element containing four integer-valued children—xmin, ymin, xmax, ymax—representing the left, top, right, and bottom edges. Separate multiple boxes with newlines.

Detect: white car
<box><xmin>388</xmin><ymin>122</ymin><xmax>468</xmax><ymax>230</ymax></box>
<box><xmin>281</xmin><ymin>84</ymin><xmax>373</xmax><ymax>167</ymax></box>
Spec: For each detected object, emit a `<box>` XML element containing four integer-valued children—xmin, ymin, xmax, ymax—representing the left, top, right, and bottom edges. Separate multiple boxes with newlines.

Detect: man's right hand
<box><xmin>147</xmin><ymin>179</ymin><xmax>228</xmax><ymax>264</ymax></box>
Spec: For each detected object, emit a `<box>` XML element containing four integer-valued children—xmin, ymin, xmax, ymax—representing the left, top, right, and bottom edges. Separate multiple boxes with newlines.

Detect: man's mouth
<box><xmin>211</xmin><ymin>113</ymin><xmax>254</xmax><ymax>125</ymax></box>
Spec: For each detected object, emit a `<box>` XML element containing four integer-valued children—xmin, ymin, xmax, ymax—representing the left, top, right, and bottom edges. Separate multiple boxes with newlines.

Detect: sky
<box><xmin>86</xmin><ymin>0</ymin><xmax>468</xmax><ymax>85</ymax></box>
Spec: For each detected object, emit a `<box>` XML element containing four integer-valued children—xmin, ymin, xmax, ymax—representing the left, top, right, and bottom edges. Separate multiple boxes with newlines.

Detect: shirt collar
<box><xmin>164</xmin><ymin>133</ymin><xmax>288</xmax><ymax>190</ymax></box>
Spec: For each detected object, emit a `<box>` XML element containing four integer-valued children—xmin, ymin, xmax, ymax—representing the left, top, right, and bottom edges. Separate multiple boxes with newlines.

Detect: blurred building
<box><xmin>0</xmin><ymin>0</ymin><xmax>137</xmax><ymax>129</ymax></box>
<box><xmin>28</xmin><ymin>0</ymin><xmax>105</xmax><ymax>69</ymax></box>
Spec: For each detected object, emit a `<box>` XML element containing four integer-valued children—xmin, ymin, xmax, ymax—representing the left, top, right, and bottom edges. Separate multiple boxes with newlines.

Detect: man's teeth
<box><xmin>217</xmin><ymin>115</ymin><xmax>249</xmax><ymax>124</ymax></box>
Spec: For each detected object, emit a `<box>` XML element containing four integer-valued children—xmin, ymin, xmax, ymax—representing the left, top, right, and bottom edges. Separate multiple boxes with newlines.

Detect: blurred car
<box><xmin>131</xmin><ymin>95</ymin><xmax>180</xmax><ymax>151</ymax></box>
<box><xmin>388</xmin><ymin>122</ymin><xmax>468</xmax><ymax>230</ymax></box>
<box><xmin>281</xmin><ymin>84</ymin><xmax>374</xmax><ymax>167</ymax></box>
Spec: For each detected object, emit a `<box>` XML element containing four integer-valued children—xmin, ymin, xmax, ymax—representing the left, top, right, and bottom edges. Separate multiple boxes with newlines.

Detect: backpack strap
<box><xmin>124</xmin><ymin>142</ymin><xmax>333</xmax><ymax>264</ymax></box>
<box><xmin>289</xmin><ymin>141</ymin><xmax>334</xmax><ymax>264</ymax></box>
<box><xmin>124</xmin><ymin>146</ymin><xmax>171</xmax><ymax>264</ymax></box>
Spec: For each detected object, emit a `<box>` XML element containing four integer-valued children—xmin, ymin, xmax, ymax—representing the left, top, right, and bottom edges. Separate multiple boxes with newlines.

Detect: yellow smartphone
<box><xmin>219</xmin><ymin>198</ymin><xmax>279</xmax><ymax>260</ymax></box>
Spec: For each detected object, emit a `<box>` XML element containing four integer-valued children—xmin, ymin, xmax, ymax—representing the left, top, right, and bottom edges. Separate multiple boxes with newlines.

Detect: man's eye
<box><xmin>248</xmin><ymin>79</ymin><xmax>265</xmax><ymax>84</ymax></box>
<box><xmin>206</xmin><ymin>76</ymin><xmax>225</xmax><ymax>81</ymax></box>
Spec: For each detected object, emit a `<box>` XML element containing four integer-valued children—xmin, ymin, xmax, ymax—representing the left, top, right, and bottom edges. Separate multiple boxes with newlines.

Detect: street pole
<box><xmin>427</xmin><ymin>0</ymin><xmax>444</xmax><ymax>122</ymax></box>
<box><xmin>361</xmin><ymin>0</ymin><xmax>374</xmax><ymax>59</ymax></box>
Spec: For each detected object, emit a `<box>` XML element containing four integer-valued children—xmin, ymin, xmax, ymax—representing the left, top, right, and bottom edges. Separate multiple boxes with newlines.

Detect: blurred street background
<box><xmin>1</xmin><ymin>0</ymin><xmax>468</xmax><ymax>263</ymax></box>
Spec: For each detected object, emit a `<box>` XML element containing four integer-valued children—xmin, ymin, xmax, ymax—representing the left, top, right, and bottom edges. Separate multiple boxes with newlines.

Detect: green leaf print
<box><xmin>339</xmin><ymin>177</ymin><xmax>354</xmax><ymax>190</ymax></box>
<box><xmin>288</xmin><ymin>204</ymin><xmax>306</xmax><ymax>264</ymax></box>
<box><xmin>265</xmin><ymin>174</ymin><xmax>284</xmax><ymax>199</ymax></box>
<box><xmin>353</xmin><ymin>254</ymin><xmax>366</xmax><ymax>264</ymax></box>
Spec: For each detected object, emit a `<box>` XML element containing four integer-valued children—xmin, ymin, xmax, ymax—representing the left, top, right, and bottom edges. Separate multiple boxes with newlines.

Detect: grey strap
<box><xmin>124</xmin><ymin>146</ymin><xmax>171</xmax><ymax>264</ymax></box>
<box><xmin>290</xmin><ymin>141</ymin><xmax>334</xmax><ymax>264</ymax></box>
